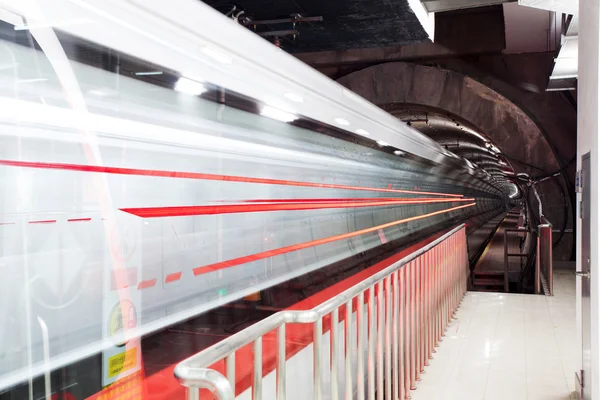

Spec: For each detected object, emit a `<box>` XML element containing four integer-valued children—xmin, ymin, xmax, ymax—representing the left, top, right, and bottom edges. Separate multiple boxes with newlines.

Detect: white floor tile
<box><xmin>410</xmin><ymin>271</ymin><xmax>577</xmax><ymax>400</ymax></box>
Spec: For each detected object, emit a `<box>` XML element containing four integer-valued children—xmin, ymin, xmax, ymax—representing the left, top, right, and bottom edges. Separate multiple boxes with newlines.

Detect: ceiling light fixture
<box><xmin>135</xmin><ymin>71</ymin><xmax>163</xmax><ymax>76</ymax></box>
<box><xmin>394</xmin><ymin>150</ymin><xmax>405</xmax><ymax>156</ymax></box>
<box><xmin>376</xmin><ymin>140</ymin><xmax>390</xmax><ymax>147</ymax></box>
<box><xmin>284</xmin><ymin>92</ymin><xmax>304</xmax><ymax>103</ymax></box>
<box><xmin>261</xmin><ymin>105</ymin><xmax>298</xmax><ymax>123</ymax></box>
<box><xmin>334</xmin><ymin>117</ymin><xmax>350</xmax><ymax>126</ymax></box>
<box><xmin>174</xmin><ymin>77</ymin><xmax>206</xmax><ymax>96</ymax></box>
<box><xmin>355</xmin><ymin>129</ymin><xmax>371</xmax><ymax>137</ymax></box>
<box><xmin>202</xmin><ymin>46</ymin><xmax>233</xmax><ymax>64</ymax></box>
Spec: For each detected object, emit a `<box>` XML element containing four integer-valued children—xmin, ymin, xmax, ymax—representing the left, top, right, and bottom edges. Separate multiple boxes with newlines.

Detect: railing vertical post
<box><xmin>462</xmin><ymin>230</ymin><xmax>466</xmax><ymax>296</ymax></box>
<box><xmin>452</xmin><ymin>233</ymin><xmax>460</xmax><ymax>315</ymax></box>
<box><xmin>385</xmin><ymin>276</ymin><xmax>392</xmax><ymax>400</ymax></box>
<box><xmin>426</xmin><ymin>249</ymin><xmax>432</xmax><ymax>362</ymax></box>
<box><xmin>434</xmin><ymin>245</ymin><xmax>438</xmax><ymax>350</ymax></box>
<box><xmin>535</xmin><ymin>233</ymin><xmax>541</xmax><ymax>294</ymax></box>
<box><xmin>447</xmin><ymin>237</ymin><xmax>451</xmax><ymax>323</ymax></box>
<box><xmin>421</xmin><ymin>255</ymin><xmax>426</xmax><ymax>372</ymax></box>
<box><xmin>437</xmin><ymin>242</ymin><xmax>442</xmax><ymax>344</ymax></box>
<box><xmin>392</xmin><ymin>271</ymin><xmax>399</xmax><ymax>400</ymax></box>
<box><xmin>226</xmin><ymin>352</ymin><xmax>235</xmax><ymax>392</ymax></box>
<box><xmin>345</xmin><ymin>299</ymin><xmax>353</xmax><ymax>400</ymax></box>
<box><xmin>368</xmin><ymin>286</ymin><xmax>375</xmax><ymax>400</ymax></box>
<box><xmin>440</xmin><ymin>240</ymin><xmax>448</xmax><ymax>328</ymax></box>
<box><xmin>440</xmin><ymin>241</ymin><xmax>448</xmax><ymax>336</ymax></box>
<box><xmin>400</xmin><ymin>266</ymin><xmax>407</xmax><ymax>400</ymax></box>
<box><xmin>448</xmin><ymin>236</ymin><xmax>456</xmax><ymax>321</ymax></box>
<box><xmin>451</xmin><ymin>233</ymin><xmax>456</xmax><ymax>314</ymax></box>
<box><xmin>464</xmin><ymin>228</ymin><xmax>468</xmax><ymax>295</ymax></box>
<box><xmin>357</xmin><ymin>291</ymin><xmax>365</xmax><ymax>400</ymax></box>
<box><xmin>377</xmin><ymin>280</ymin><xmax>384</xmax><ymax>400</ymax></box>
<box><xmin>277</xmin><ymin>324</ymin><xmax>286</xmax><ymax>400</ymax></box>
<box><xmin>314</xmin><ymin>317</ymin><xmax>323</xmax><ymax>400</ymax></box>
<box><xmin>403</xmin><ymin>265</ymin><xmax>410</xmax><ymax>398</ymax></box>
<box><xmin>331</xmin><ymin>308</ymin><xmax>339</xmax><ymax>400</ymax></box>
<box><xmin>538</xmin><ymin>220</ymin><xmax>553</xmax><ymax>296</ymax></box>
<box><xmin>547</xmin><ymin>227</ymin><xmax>553</xmax><ymax>295</ymax></box>
<box><xmin>187</xmin><ymin>388</ymin><xmax>200</xmax><ymax>400</ymax></box>
<box><xmin>454</xmin><ymin>233</ymin><xmax>458</xmax><ymax>312</ymax></box>
<box><xmin>504</xmin><ymin>230</ymin><xmax>509</xmax><ymax>293</ymax></box>
<box><xmin>415</xmin><ymin>257</ymin><xmax>422</xmax><ymax>380</ymax></box>
<box><xmin>254</xmin><ymin>337</ymin><xmax>263</xmax><ymax>400</ymax></box>
<box><xmin>409</xmin><ymin>261</ymin><xmax>416</xmax><ymax>390</ymax></box>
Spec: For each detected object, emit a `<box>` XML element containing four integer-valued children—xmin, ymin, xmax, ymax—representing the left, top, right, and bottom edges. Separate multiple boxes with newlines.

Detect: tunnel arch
<box><xmin>337</xmin><ymin>62</ymin><xmax>572</xmax><ymax>259</ymax></box>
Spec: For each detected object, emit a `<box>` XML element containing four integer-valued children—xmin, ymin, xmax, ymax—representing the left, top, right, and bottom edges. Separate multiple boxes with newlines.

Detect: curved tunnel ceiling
<box><xmin>336</xmin><ymin>62</ymin><xmax>575</xmax><ymax>252</ymax></box>
<box><xmin>387</xmin><ymin>104</ymin><xmax>518</xmax><ymax>195</ymax></box>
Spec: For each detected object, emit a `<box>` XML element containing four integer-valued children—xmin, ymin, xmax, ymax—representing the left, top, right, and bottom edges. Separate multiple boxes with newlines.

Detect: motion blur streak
<box><xmin>192</xmin><ymin>202</ymin><xmax>476</xmax><ymax>276</ymax></box>
<box><xmin>120</xmin><ymin>198</ymin><xmax>476</xmax><ymax>217</ymax></box>
<box><xmin>239</xmin><ymin>197</ymin><xmax>460</xmax><ymax>203</ymax></box>
<box><xmin>0</xmin><ymin>159</ymin><xmax>464</xmax><ymax>197</ymax></box>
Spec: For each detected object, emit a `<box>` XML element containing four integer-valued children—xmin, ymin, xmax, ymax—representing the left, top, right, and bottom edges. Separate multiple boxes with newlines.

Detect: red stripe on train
<box><xmin>165</xmin><ymin>272</ymin><xmax>182</xmax><ymax>283</ymax></box>
<box><xmin>120</xmin><ymin>198</ymin><xmax>475</xmax><ymax>218</ymax></box>
<box><xmin>0</xmin><ymin>159</ymin><xmax>463</xmax><ymax>197</ymax></box>
<box><xmin>137</xmin><ymin>279</ymin><xmax>157</xmax><ymax>290</ymax></box>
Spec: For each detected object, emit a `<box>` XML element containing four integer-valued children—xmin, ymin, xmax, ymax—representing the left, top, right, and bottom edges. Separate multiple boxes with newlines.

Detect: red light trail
<box><xmin>192</xmin><ymin>202</ymin><xmax>475</xmax><ymax>276</ymax></box>
<box><xmin>120</xmin><ymin>198</ymin><xmax>475</xmax><ymax>218</ymax></box>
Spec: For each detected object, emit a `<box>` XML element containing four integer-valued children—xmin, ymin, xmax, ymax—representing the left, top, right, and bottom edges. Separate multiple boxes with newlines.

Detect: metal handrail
<box><xmin>504</xmin><ymin>228</ymin><xmax>530</xmax><ymax>293</ymax></box>
<box><xmin>175</xmin><ymin>224</ymin><xmax>467</xmax><ymax>399</ymax></box>
<box><xmin>503</xmin><ymin>217</ymin><xmax>553</xmax><ymax>295</ymax></box>
<box><xmin>537</xmin><ymin>216</ymin><xmax>553</xmax><ymax>296</ymax></box>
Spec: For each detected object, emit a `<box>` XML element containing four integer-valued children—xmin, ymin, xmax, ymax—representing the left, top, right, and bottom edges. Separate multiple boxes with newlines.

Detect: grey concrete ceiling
<box><xmin>199</xmin><ymin>0</ymin><xmax>430</xmax><ymax>52</ymax></box>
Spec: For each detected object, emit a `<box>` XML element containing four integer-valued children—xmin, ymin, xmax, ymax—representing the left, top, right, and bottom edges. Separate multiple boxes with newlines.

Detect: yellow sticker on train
<box><xmin>108</xmin><ymin>348</ymin><xmax>137</xmax><ymax>378</ymax></box>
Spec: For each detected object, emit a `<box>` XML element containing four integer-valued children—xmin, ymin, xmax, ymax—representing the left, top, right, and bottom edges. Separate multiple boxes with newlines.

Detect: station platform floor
<box><xmin>411</xmin><ymin>267</ymin><xmax>577</xmax><ymax>400</ymax></box>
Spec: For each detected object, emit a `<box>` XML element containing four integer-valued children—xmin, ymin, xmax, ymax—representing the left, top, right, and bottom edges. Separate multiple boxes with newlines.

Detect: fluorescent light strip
<box><xmin>135</xmin><ymin>71</ymin><xmax>163</xmax><ymax>76</ymax></box>
<box><xmin>335</xmin><ymin>117</ymin><xmax>350</xmax><ymax>126</ymax></box>
<box><xmin>284</xmin><ymin>92</ymin><xmax>304</xmax><ymax>103</ymax></box>
<box><xmin>261</xmin><ymin>106</ymin><xmax>297</xmax><ymax>123</ymax></box>
<box><xmin>174</xmin><ymin>77</ymin><xmax>206</xmax><ymax>95</ymax></box>
<box><xmin>201</xmin><ymin>46</ymin><xmax>232</xmax><ymax>64</ymax></box>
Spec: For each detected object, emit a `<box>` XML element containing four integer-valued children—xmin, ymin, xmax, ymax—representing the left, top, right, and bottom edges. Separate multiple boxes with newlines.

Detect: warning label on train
<box><xmin>102</xmin><ymin>300</ymin><xmax>141</xmax><ymax>387</ymax></box>
<box><xmin>109</xmin><ymin>348</ymin><xmax>137</xmax><ymax>378</ymax></box>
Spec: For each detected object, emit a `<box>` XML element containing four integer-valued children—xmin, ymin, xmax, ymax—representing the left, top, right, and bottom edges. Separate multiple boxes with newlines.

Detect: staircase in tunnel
<box><xmin>471</xmin><ymin>208</ymin><xmax>523</xmax><ymax>292</ymax></box>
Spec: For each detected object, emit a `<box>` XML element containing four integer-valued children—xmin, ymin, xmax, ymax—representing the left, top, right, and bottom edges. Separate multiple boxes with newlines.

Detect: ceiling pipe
<box><xmin>437</xmin><ymin>139</ymin><xmax>496</xmax><ymax>155</ymax></box>
<box><xmin>407</xmin><ymin>118</ymin><xmax>489</xmax><ymax>143</ymax></box>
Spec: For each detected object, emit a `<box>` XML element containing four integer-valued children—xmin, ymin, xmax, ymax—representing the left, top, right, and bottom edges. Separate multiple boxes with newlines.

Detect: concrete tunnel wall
<box><xmin>337</xmin><ymin>62</ymin><xmax>573</xmax><ymax>260</ymax></box>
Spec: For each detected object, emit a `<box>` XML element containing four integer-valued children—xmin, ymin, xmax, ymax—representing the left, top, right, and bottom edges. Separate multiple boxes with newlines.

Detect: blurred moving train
<box><xmin>0</xmin><ymin>0</ymin><xmax>509</xmax><ymax>397</ymax></box>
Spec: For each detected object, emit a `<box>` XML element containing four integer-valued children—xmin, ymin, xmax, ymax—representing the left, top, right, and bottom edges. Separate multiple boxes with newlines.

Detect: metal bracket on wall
<box><xmin>576</xmin><ymin>169</ymin><xmax>584</xmax><ymax>193</ymax></box>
